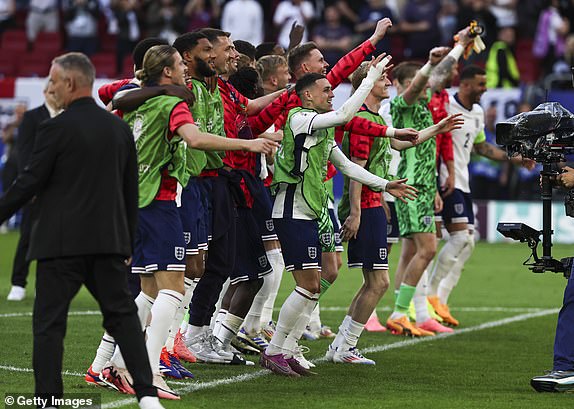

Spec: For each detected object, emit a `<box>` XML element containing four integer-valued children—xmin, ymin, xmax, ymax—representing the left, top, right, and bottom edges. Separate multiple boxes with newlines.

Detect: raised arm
<box><xmin>312</xmin><ymin>55</ymin><xmax>393</xmax><ymax>130</ymax></box>
<box><xmin>246</xmin><ymin>88</ymin><xmax>287</xmax><ymax>116</ymax></box>
<box><xmin>113</xmin><ymin>84</ymin><xmax>196</xmax><ymax>112</ymax></box>
<box><xmin>390</xmin><ymin>113</ymin><xmax>463</xmax><ymax>150</ymax></box>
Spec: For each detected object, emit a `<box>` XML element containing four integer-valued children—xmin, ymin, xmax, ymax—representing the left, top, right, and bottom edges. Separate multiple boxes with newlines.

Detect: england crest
<box><xmin>184</xmin><ymin>232</ymin><xmax>191</xmax><ymax>245</ymax></box>
<box><xmin>454</xmin><ymin>203</ymin><xmax>464</xmax><ymax>215</ymax></box>
<box><xmin>265</xmin><ymin>220</ymin><xmax>275</xmax><ymax>231</ymax></box>
<box><xmin>308</xmin><ymin>246</ymin><xmax>317</xmax><ymax>259</ymax></box>
<box><xmin>258</xmin><ymin>256</ymin><xmax>268</xmax><ymax>268</ymax></box>
<box><xmin>423</xmin><ymin>216</ymin><xmax>433</xmax><ymax>226</ymax></box>
<box><xmin>379</xmin><ymin>248</ymin><xmax>388</xmax><ymax>260</ymax></box>
<box><xmin>175</xmin><ymin>247</ymin><xmax>185</xmax><ymax>261</ymax></box>
<box><xmin>321</xmin><ymin>233</ymin><xmax>333</xmax><ymax>246</ymax></box>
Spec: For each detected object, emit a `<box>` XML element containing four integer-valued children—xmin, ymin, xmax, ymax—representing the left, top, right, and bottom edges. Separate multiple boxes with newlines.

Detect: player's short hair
<box><xmin>132</xmin><ymin>37</ymin><xmax>168</xmax><ymax>70</ymax></box>
<box><xmin>460</xmin><ymin>65</ymin><xmax>486</xmax><ymax>82</ymax></box>
<box><xmin>135</xmin><ymin>45</ymin><xmax>178</xmax><ymax>86</ymax></box>
<box><xmin>350</xmin><ymin>61</ymin><xmax>370</xmax><ymax>91</ymax></box>
<box><xmin>52</xmin><ymin>52</ymin><xmax>95</xmax><ymax>88</ymax></box>
<box><xmin>391</xmin><ymin>61</ymin><xmax>422</xmax><ymax>85</ymax></box>
<box><xmin>234</xmin><ymin>40</ymin><xmax>256</xmax><ymax>61</ymax></box>
<box><xmin>229</xmin><ymin>66</ymin><xmax>263</xmax><ymax>99</ymax></box>
<box><xmin>199</xmin><ymin>28</ymin><xmax>231</xmax><ymax>45</ymax></box>
<box><xmin>287</xmin><ymin>42</ymin><xmax>318</xmax><ymax>74</ymax></box>
<box><xmin>172</xmin><ymin>31</ymin><xmax>208</xmax><ymax>57</ymax></box>
<box><xmin>295</xmin><ymin>72</ymin><xmax>325</xmax><ymax>99</ymax></box>
<box><xmin>257</xmin><ymin>55</ymin><xmax>287</xmax><ymax>82</ymax></box>
<box><xmin>255</xmin><ymin>42</ymin><xmax>281</xmax><ymax>60</ymax></box>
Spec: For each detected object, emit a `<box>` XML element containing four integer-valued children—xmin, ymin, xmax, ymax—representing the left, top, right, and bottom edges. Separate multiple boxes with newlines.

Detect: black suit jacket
<box><xmin>0</xmin><ymin>97</ymin><xmax>138</xmax><ymax>260</ymax></box>
<box><xmin>16</xmin><ymin>104</ymin><xmax>51</xmax><ymax>174</ymax></box>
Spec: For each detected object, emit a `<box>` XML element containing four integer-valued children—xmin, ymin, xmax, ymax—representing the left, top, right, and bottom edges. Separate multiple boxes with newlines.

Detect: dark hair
<box><xmin>52</xmin><ymin>52</ymin><xmax>95</xmax><ymax>87</ymax></box>
<box><xmin>199</xmin><ymin>28</ymin><xmax>230</xmax><ymax>45</ymax></box>
<box><xmin>460</xmin><ymin>64</ymin><xmax>486</xmax><ymax>81</ymax></box>
<box><xmin>255</xmin><ymin>42</ymin><xmax>281</xmax><ymax>60</ymax></box>
<box><xmin>234</xmin><ymin>40</ymin><xmax>256</xmax><ymax>61</ymax></box>
<box><xmin>391</xmin><ymin>61</ymin><xmax>422</xmax><ymax>85</ymax></box>
<box><xmin>229</xmin><ymin>66</ymin><xmax>263</xmax><ymax>99</ymax></box>
<box><xmin>173</xmin><ymin>31</ymin><xmax>208</xmax><ymax>56</ymax></box>
<box><xmin>132</xmin><ymin>38</ymin><xmax>168</xmax><ymax>70</ymax></box>
<box><xmin>295</xmin><ymin>72</ymin><xmax>325</xmax><ymax>99</ymax></box>
<box><xmin>287</xmin><ymin>42</ymin><xmax>319</xmax><ymax>74</ymax></box>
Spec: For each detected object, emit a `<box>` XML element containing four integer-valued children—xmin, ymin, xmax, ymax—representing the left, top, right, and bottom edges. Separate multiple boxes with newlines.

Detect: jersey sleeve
<box><xmin>349</xmin><ymin>130</ymin><xmax>372</xmax><ymax>161</ymax></box>
<box><xmin>289</xmin><ymin>111</ymin><xmax>318</xmax><ymax>135</ymax></box>
<box><xmin>98</xmin><ymin>78</ymin><xmax>132</xmax><ymax>105</ymax></box>
<box><xmin>326</xmin><ymin>40</ymin><xmax>376</xmax><ymax>89</ymax></box>
<box><xmin>169</xmin><ymin>102</ymin><xmax>195</xmax><ymax>133</ymax></box>
<box><xmin>247</xmin><ymin>90</ymin><xmax>293</xmax><ymax>135</ymax></box>
<box><xmin>342</xmin><ymin>115</ymin><xmax>388</xmax><ymax>137</ymax></box>
<box><xmin>474</xmin><ymin>129</ymin><xmax>486</xmax><ymax>144</ymax></box>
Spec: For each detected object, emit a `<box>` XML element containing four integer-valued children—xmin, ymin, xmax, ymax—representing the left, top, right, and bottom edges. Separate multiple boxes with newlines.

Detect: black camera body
<box><xmin>495</xmin><ymin>102</ymin><xmax>574</xmax><ymax>278</ymax></box>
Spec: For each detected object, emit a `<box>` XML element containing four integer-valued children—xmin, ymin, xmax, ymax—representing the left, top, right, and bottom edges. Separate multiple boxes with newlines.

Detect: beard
<box><xmin>195</xmin><ymin>56</ymin><xmax>216</xmax><ymax>77</ymax></box>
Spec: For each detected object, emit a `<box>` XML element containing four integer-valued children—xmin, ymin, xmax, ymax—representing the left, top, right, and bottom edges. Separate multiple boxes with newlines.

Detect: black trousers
<box><xmin>11</xmin><ymin>203</ymin><xmax>32</xmax><ymax>287</ymax></box>
<box><xmin>34</xmin><ymin>255</ymin><xmax>156</xmax><ymax>401</ymax></box>
<box><xmin>189</xmin><ymin>174</ymin><xmax>237</xmax><ymax>327</ymax></box>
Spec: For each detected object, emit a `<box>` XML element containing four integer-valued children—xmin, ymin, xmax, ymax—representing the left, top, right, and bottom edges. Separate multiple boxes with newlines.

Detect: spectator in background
<box><xmin>312</xmin><ymin>5</ymin><xmax>353</xmax><ymax>66</ymax></box>
<box><xmin>273</xmin><ymin>0</ymin><xmax>315</xmax><ymax>50</ymax></box>
<box><xmin>331</xmin><ymin>0</ymin><xmax>363</xmax><ymax>28</ymax></box>
<box><xmin>26</xmin><ymin>0</ymin><xmax>59</xmax><ymax>49</ymax></box>
<box><xmin>113</xmin><ymin>0</ymin><xmax>140</xmax><ymax>76</ymax></box>
<box><xmin>438</xmin><ymin>0</ymin><xmax>457</xmax><ymax>45</ymax></box>
<box><xmin>0</xmin><ymin>0</ymin><xmax>15</xmax><ymax>36</ymax></box>
<box><xmin>489</xmin><ymin>0</ymin><xmax>518</xmax><ymax>28</ymax></box>
<box><xmin>62</xmin><ymin>0</ymin><xmax>100</xmax><ymax>56</ymax></box>
<box><xmin>221</xmin><ymin>0</ymin><xmax>263</xmax><ymax>47</ymax></box>
<box><xmin>469</xmin><ymin>104</ymin><xmax>509</xmax><ymax>200</ymax></box>
<box><xmin>146</xmin><ymin>0</ymin><xmax>185</xmax><ymax>45</ymax></box>
<box><xmin>533</xmin><ymin>0</ymin><xmax>571</xmax><ymax>78</ymax></box>
<box><xmin>184</xmin><ymin>0</ymin><xmax>218</xmax><ymax>31</ymax></box>
<box><xmin>486</xmin><ymin>26</ymin><xmax>520</xmax><ymax>88</ymax></box>
<box><xmin>401</xmin><ymin>0</ymin><xmax>441</xmax><ymax>59</ymax></box>
<box><xmin>355</xmin><ymin>0</ymin><xmax>394</xmax><ymax>55</ymax></box>
<box><xmin>255</xmin><ymin>42</ymin><xmax>286</xmax><ymax>60</ymax></box>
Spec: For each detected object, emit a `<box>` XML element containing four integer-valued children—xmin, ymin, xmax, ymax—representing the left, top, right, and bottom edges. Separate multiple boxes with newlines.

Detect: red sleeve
<box><xmin>324</xmin><ymin>162</ymin><xmax>337</xmax><ymax>181</ymax></box>
<box><xmin>429</xmin><ymin>91</ymin><xmax>453</xmax><ymax>162</ymax></box>
<box><xmin>349</xmin><ymin>131</ymin><xmax>372</xmax><ymax>161</ymax></box>
<box><xmin>169</xmin><ymin>102</ymin><xmax>195</xmax><ymax>134</ymax></box>
<box><xmin>98</xmin><ymin>78</ymin><xmax>132</xmax><ymax>105</ymax></box>
<box><xmin>342</xmin><ymin>115</ymin><xmax>388</xmax><ymax>137</ymax></box>
<box><xmin>248</xmin><ymin>90</ymin><xmax>295</xmax><ymax>135</ymax></box>
<box><xmin>437</xmin><ymin>132</ymin><xmax>454</xmax><ymax>162</ymax></box>
<box><xmin>326</xmin><ymin>40</ymin><xmax>376</xmax><ymax>89</ymax></box>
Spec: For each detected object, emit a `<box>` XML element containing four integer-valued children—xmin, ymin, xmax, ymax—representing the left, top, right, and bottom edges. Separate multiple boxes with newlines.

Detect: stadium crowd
<box><xmin>0</xmin><ymin>0</ymin><xmax>574</xmax><ymax>404</ymax></box>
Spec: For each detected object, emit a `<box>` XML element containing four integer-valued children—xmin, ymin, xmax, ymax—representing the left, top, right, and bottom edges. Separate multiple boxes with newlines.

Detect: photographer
<box><xmin>531</xmin><ymin>165</ymin><xmax>574</xmax><ymax>393</ymax></box>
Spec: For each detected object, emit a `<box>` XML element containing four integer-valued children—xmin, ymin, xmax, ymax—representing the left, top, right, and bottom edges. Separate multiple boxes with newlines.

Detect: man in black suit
<box><xmin>0</xmin><ymin>52</ymin><xmax>164</xmax><ymax>409</ymax></box>
<box><xmin>6</xmin><ymin>86</ymin><xmax>59</xmax><ymax>302</ymax></box>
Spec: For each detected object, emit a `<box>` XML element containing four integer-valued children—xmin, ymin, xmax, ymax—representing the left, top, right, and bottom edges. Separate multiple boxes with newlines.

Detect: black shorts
<box><xmin>348</xmin><ymin>207</ymin><xmax>389</xmax><ymax>270</ymax></box>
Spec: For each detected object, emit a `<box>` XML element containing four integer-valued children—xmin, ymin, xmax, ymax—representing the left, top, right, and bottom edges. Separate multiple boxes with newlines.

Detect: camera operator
<box><xmin>531</xmin><ymin>165</ymin><xmax>574</xmax><ymax>393</ymax></box>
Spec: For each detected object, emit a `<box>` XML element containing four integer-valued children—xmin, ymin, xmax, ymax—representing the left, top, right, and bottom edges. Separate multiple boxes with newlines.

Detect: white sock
<box><xmin>210</xmin><ymin>279</ymin><xmax>230</xmax><ymax>329</ymax></box>
<box><xmin>91</xmin><ymin>332</ymin><xmax>115</xmax><ymax>373</ymax></box>
<box><xmin>341</xmin><ymin>319</ymin><xmax>365</xmax><ymax>350</ymax></box>
<box><xmin>138</xmin><ymin>396</ymin><xmax>162</xmax><ymax>409</ymax></box>
<box><xmin>243</xmin><ymin>265</ymin><xmax>276</xmax><ymax>334</ymax></box>
<box><xmin>331</xmin><ymin>314</ymin><xmax>352</xmax><ymax>350</ymax></box>
<box><xmin>284</xmin><ymin>297</ymin><xmax>319</xmax><ymax>357</ymax></box>
<box><xmin>135</xmin><ymin>291</ymin><xmax>155</xmax><ymax>330</ymax></box>
<box><xmin>428</xmin><ymin>231</ymin><xmax>468</xmax><ymax>295</ymax></box>
<box><xmin>439</xmin><ymin>235</ymin><xmax>474</xmax><ymax>304</ymax></box>
<box><xmin>261</xmin><ymin>249</ymin><xmax>285</xmax><ymax>325</ymax></box>
<box><xmin>165</xmin><ymin>278</ymin><xmax>193</xmax><ymax>352</ymax></box>
<box><xmin>216</xmin><ymin>312</ymin><xmax>244</xmax><ymax>350</ymax></box>
<box><xmin>212</xmin><ymin>309</ymin><xmax>228</xmax><ymax>340</ymax></box>
<box><xmin>266</xmin><ymin>287</ymin><xmax>318</xmax><ymax>356</ymax></box>
<box><xmin>179</xmin><ymin>278</ymin><xmax>198</xmax><ymax>335</ymax></box>
<box><xmin>307</xmin><ymin>303</ymin><xmax>321</xmax><ymax>333</ymax></box>
<box><xmin>146</xmin><ymin>289</ymin><xmax>183</xmax><ymax>373</ymax></box>
<box><xmin>414</xmin><ymin>269</ymin><xmax>431</xmax><ymax>324</ymax></box>
<box><xmin>185</xmin><ymin>324</ymin><xmax>204</xmax><ymax>343</ymax></box>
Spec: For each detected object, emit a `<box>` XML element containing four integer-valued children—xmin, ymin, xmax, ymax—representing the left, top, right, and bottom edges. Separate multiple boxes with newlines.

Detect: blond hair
<box><xmin>135</xmin><ymin>45</ymin><xmax>178</xmax><ymax>86</ymax></box>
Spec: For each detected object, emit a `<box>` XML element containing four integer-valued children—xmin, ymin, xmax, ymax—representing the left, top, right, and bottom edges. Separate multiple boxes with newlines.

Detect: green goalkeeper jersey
<box><xmin>391</xmin><ymin>92</ymin><xmax>436</xmax><ymax>188</ymax></box>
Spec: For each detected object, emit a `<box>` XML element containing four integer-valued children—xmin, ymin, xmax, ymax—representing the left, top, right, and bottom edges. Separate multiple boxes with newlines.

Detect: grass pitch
<box><xmin>0</xmin><ymin>231</ymin><xmax>572</xmax><ymax>409</ymax></box>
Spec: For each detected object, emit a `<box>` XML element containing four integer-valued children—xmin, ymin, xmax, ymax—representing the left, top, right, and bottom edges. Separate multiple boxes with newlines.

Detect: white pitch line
<box><xmin>0</xmin><ymin>308</ymin><xmax>560</xmax><ymax>409</ymax></box>
<box><xmin>0</xmin><ymin>306</ymin><xmax>550</xmax><ymax>319</ymax></box>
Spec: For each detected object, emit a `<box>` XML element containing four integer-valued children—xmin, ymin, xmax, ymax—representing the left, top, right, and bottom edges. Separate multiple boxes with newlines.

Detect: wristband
<box><xmin>386</xmin><ymin>126</ymin><xmax>395</xmax><ymax>137</ymax></box>
<box><xmin>448</xmin><ymin>44</ymin><xmax>464</xmax><ymax>61</ymax></box>
<box><xmin>420</xmin><ymin>62</ymin><xmax>433</xmax><ymax>77</ymax></box>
